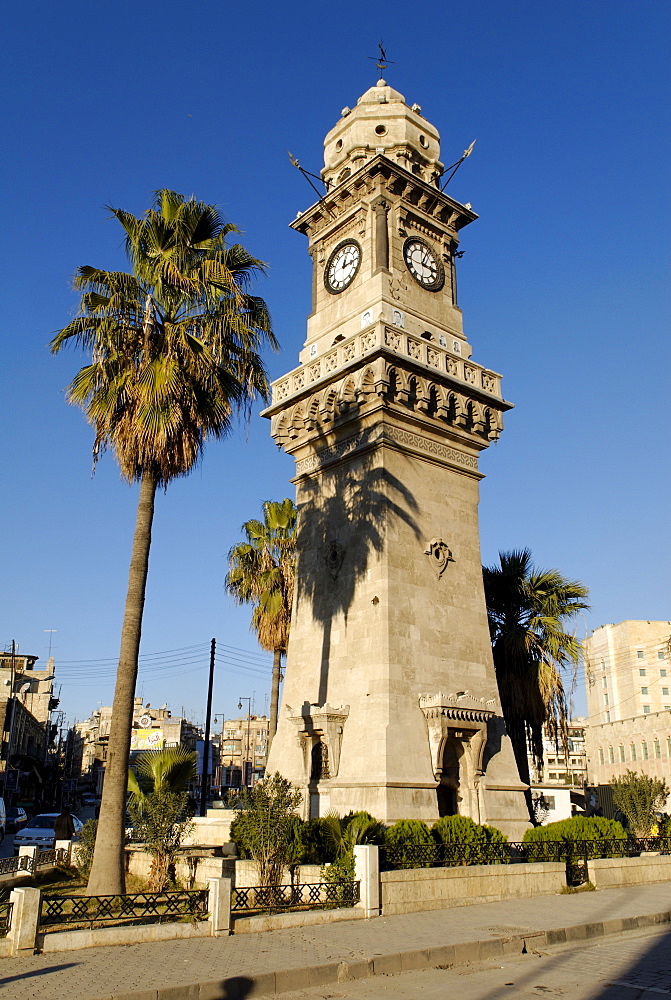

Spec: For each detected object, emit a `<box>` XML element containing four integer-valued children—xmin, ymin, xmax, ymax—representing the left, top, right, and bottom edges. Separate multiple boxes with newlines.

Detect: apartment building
<box><xmin>584</xmin><ymin>620</ymin><xmax>671</xmax><ymax>786</ymax></box>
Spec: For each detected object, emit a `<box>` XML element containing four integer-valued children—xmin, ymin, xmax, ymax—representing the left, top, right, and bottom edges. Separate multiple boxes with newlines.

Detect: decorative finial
<box><xmin>367</xmin><ymin>40</ymin><xmax>395</xmax><ymax>77</ymax></box>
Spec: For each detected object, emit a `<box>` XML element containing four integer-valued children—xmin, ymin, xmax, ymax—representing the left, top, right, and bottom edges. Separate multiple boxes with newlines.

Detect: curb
<box><xmin>85</xmin><ymin>908</ymin><xmax>671</xmax><ymax>1000</ymax></box>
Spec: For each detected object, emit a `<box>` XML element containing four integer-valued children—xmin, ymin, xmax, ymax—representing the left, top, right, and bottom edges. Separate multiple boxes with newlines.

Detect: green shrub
<box><xmin>229</xmin><ymin>773</ymin><xmax>303</xmax><ymax>886</ymax></box>
<box><xmin>611</xmin><ymin>771</ymin><xmax>670</xmax><ymax>837</ymax></box>
<box><xmin>431</xmin><ymin>815</ymin><xmax>507</xmax><ymax>864</ymax></box>
<box><xmin>298</xmin><ymin>817</ymin><xmax>337</xmax><ymax>865</ymax></box>
<box><xmin>523</xmin><ymin>815</ymin><xmax>626</xmax><ymax>859</ymax></box>
<box><xmin>384</xmin><ymin>819</ymin><xmax>435</xmax><ymax>869</ymax></box>
<box><xmin>74</xmin><ymin>819</ymin><xmax>98</xmax><ymax>880</ymax></box>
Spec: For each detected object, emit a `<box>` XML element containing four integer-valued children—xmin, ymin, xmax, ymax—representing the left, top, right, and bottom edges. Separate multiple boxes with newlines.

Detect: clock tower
<box><xmin>263</xmin><ymin>79</ymin><xmax>529</xmax><ymax>837</ymax></box>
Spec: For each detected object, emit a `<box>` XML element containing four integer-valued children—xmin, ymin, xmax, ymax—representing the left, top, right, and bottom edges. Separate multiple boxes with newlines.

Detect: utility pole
<box><xmin>3</xmin><ymin>640</ymin><xmax>17</xmax><ymax>803</ymax></box>
<box><xmin>199</xmin><ymin>638</ymin><xmax>216</xmax><ymax>817</ymax></box>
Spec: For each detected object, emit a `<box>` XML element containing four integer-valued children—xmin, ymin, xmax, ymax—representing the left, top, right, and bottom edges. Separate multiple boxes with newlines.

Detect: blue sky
<box><xmin>1</xmin><ymin>0</ymin><xmax>669</xmax><ymax>725</ymax></box>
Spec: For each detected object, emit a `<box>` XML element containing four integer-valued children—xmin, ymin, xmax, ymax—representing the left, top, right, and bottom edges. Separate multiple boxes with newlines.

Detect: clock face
<box><xmin>403</xmin><ymin>238</ymin><xmax>445</xmax><ymax>291</ymax></box>
<box><xmin>325</xmin><ymin>240</ymin><xmax>362</xmax><ymax>294</ymax></box>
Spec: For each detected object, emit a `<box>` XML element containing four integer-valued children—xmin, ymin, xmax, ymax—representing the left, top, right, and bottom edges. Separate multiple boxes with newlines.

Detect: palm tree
<box><xmin>483</xmin><ymin>549</ymin><xmax>589</xmax><ymax>823</ymax></box>
<box><xmin>226</xmin><ymin>499</ymin><xmax>297</xmax><ymax>747</ymax></box>
<box><xmin>51</xmin><ymin>190</ymin><xmax>277</xmax><ymax>894</ymax></box>
<box><xmin>127</xmin><ymin>746</ymin><xmax>197</xmax><ymax>889</ymax></box>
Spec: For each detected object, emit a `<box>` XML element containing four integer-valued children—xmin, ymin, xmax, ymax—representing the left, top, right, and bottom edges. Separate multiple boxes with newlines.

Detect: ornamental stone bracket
<box><xmin>424</xmin><ymin>537</ymin><xmax>454</xmax><ymax>578</ymax></box>
<box><xmin>419</xmin><ymin>692</ymin><xmax>496</xmax><ymax>780</ymax></box>
<box><xmin>285</xmin><ymin>703</ymin><xmax>350</xmax><ymax>779</ymax></box>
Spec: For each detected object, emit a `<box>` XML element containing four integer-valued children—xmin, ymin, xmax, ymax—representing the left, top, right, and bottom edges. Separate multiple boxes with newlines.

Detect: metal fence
<box><xmin>232</xmin><ymin>880</ymin><xmax>360</xmax><ymax>915</ymax></box>
<box><xmin>0</xmin><ymin>901</ymin><xmax>13</xmax><ymax>936</ymax></box>
<box><xmin>0</xmin><ymin>848</ymin><xmax>69</xmax><ymax>880</ymax></box>
<box><xmin>379</xmin><ymin>837</ymin><xmax>671</xmax><ymax>873</ymax></box>
<box><xmin>39</xmin><ymin>889</ymin><xmax>209</xmax><ymax>930</ymax></box>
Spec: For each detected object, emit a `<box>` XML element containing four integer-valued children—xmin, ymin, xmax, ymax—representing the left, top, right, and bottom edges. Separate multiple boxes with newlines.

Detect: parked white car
<box><xmin>13</xmin><ymin>813</ymin><xmax>84</xmax><ymax>853</ymax></box>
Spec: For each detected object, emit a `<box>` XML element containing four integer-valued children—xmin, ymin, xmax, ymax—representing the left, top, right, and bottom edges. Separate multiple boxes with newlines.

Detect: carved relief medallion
<box><xmin>424</xmin><ymin>537</ymin><xmax>454</xmax><ymax>578</ymax></box>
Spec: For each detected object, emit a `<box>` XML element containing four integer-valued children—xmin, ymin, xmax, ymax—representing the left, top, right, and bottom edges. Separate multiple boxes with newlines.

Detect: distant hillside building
<box><xmin>584</xmin><ymin>621</ymin><xmax>671</xmax><ymax>787</ymax></box>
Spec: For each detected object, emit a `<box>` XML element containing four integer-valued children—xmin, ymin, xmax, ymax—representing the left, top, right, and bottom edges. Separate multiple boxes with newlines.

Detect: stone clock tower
<box><xmin>263</xmin><ymin>78</ymin><xmax>529</xmax><ymax>838</ymax></box>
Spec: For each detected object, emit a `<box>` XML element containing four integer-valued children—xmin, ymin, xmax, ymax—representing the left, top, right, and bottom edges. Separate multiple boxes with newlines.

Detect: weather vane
<box><xmin>367</xmin><ymin>41</ymin><xmax>395</xmax><ymax>76</ymax></box>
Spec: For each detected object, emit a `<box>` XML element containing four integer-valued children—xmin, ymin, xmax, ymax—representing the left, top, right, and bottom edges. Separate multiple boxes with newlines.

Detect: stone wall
<box><xmin>590</xmin><ymin>854</ymin><xmax>671</xmax><ymax>889</ymax></box>
<box><xmin>380</xmin><ymin>862</ymin><xmax>566</xmax><ymax>915</ymax></box>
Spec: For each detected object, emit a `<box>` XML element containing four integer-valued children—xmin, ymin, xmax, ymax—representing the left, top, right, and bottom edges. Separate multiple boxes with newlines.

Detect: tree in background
<box><xmin>483</xmin><ymin>549</ymin><xmax>589</xmax><ymax>823</ymax></box>
<box><xmin>127</xmin><ymin>746</ymin><xmax>197</xmax><ymax>890</ymax></box>
<box><xmin>51</xmin><ymin>190</ymin><xmax>276</xmax><ymax>894</ymax></box>
<box><xmin>226</xmin><ymin>499</ymin><xmax>297</xmax><ymax>746</ymax></box>
<box><xmin>611</xmin><ymin>770</ymin><xmax>669</xmax><ymax>837</ymax></box>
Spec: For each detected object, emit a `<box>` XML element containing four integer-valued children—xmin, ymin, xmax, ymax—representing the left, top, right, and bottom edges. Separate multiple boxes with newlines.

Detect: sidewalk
<box><xmin>4</xmin><ymin>882</ymin><xmax>671</xmax><ymax>1000</ymax></box>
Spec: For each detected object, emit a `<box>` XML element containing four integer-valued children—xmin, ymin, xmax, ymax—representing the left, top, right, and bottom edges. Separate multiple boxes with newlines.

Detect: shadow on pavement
<box><xmin>0</xmin><ymin>963</ymin><xmax>79</xmax><ymax>988</ymax></box>
<box><xmin>214</xmin><ymin>977</ymin><xmax>255</xmax><ymax>1000</ymax></box>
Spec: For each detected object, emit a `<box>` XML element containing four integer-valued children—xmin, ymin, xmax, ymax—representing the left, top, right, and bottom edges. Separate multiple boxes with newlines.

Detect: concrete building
<box><xmin>263</xmin><ymin>76</ymin><xmax>528</xmax><ymax>836</ymax></box>
<box><xmin>584</xmin><ymin>621</ymin><xmax>671</xmax><ymax>787</ymax></box>
<box><xmin>0</xmin><ymin>651</ymin><xmax>58</xmax><ymax>801</ymax></box>
<box><xmin>529</xmin><ymin>720</ymin><xmax>588</xmax><ymax>824</ymax></box>
<box><xmin>217</xmin><ymin>715</ymin><xmax>269</xmax><ymax>787</ymax></box>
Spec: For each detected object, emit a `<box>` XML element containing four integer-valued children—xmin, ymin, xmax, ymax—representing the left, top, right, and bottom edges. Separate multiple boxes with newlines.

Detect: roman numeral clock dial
<box><xmin>403</xmin><ymin>237</ymin><xmax>445</xmax><ymax>291</ymax></box>
<box><xmin>325</xmin><ymin>240</ymin><xmax>361</xmax><ymax>293</ymax></box>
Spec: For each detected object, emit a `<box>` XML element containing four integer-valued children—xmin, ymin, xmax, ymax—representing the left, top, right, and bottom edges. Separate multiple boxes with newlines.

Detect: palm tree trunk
<box><xmin>86</xmin><ymin>472</ymin><xmax>157</xmax><ymax>895</ymax></box>
<box><xmin>268</xmin><ymin>647</ymin><xmax>282</xmax><ymax>749</ymax></box>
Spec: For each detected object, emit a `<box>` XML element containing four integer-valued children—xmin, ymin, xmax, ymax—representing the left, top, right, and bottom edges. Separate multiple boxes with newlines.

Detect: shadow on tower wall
<box><xmin>295</xmin><ymin>421</ymin><xmax>420</xmax><ymax>706</ymax></box>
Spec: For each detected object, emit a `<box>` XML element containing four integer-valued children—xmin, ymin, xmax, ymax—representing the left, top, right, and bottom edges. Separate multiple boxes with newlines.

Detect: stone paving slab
<box><xmin>3</xmin><ymin>883</ymin><xmax>671</xmax><ymax>1000</ymax></box>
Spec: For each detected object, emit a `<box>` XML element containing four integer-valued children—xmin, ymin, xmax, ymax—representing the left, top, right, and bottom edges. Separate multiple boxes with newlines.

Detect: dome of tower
<box><xmin>322</xmin><ymin>79</ymin><xmax>443</xmax><ymax>189</ymax></box>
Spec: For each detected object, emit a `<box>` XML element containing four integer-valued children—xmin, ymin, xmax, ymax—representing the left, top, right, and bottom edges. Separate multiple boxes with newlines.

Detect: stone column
<box><xmin>373</xmin><ymin>200</ymin><xmax>389</xmax><ymax>273</ymax></box>
<box><xmin>208</xmin><ymin>876</ymin><xmax>232</xmax><ymax>935</ymax></box>
<box><xmin>353</xmin><ymin>845</ymin><xmax>380</xmax><ymax>918</ymax></box>
<box><xmin>55</xmin><ymin>840</ymin><xmax>72</xmax><ymax>864</ymax></box>
<box><xmin>8</xmin><ymin>887</ymin><xmax>41</xmax><ymax>955</ymax></box>
<box><xmin>18</xmin><ymin>845</ymin><xmax>38</xmax><ymax>874</ymax></box>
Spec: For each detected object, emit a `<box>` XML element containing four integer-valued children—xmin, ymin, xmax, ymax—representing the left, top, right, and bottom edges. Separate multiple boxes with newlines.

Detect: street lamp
<box><xmin>238</xmin><ymin>698</ymin><xmax>252</xmax><ymax>787</ymax></box>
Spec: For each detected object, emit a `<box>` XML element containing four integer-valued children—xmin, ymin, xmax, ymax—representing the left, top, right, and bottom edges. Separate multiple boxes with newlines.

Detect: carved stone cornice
<box><xmin>285</xmin><ymin>703</ymin><xmax>350</xmax><ymax>780</ymax></box>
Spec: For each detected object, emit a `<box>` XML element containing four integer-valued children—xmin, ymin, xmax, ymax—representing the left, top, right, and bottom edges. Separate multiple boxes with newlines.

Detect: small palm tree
<box><xmin>226</xmin><ymin>499</ymin><xmax>297</xmax><ymax>746</ymax></box>
<box><xmin>127</xmin><ymin>747</ymin><xmax>197</xmax><ymax>890</ymax></box>
<box><xmin>51</xmin><ymin>190</ymin><xmax>277</xmax><ymax>894</ymax></box>
<box><xmin>483</xmin><ymin>549</ymin><xmax>589</xmax><ymax>822</ymax></box>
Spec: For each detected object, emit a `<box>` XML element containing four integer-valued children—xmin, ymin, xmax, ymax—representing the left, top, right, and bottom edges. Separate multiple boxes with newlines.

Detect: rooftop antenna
<box><xmin>440</xmin><ymin>139</ymin><xmax>477</xmax><ymax>191</ymax></box>
<box><xmin>44</xmin><ymin>629</ymin><xmax>57</xmax><ymax>658</ymax></box>
<box><xmin>367</xmin><ymin>40</ymin><xmax>395</xmax><ymax>78</ymax></box>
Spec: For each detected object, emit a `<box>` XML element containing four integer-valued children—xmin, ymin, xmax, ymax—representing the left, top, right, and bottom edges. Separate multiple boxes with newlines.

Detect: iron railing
<box><xmin>379</xmin><ymin>837</ymin><xmax>671</xmax><ymax>872</ymax></box>
<box><xmin>39</xmin><ymin>889</ymin><xmax>209</xmax><ymax>930</ymax></box>
<box><xmin>0</xmin><ymin>901</ymin><xmax>13</xmax><ymax>936</ymax></box>
<box><xmin>0</xmin><ymin>848</ymin><xmax>69</xmax><ymax>880</ymax></box>
<box><xmin>232</xmin><ymin>880</ymin><xmax>360</xmax><ymax>915</ymax></box>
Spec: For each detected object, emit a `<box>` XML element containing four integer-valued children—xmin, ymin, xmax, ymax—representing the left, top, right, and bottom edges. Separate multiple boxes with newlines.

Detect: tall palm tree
<box><xmin>483</xmin><ymin>549</ymin><xmax>589</xmax><ymax>822</ymax></box>
<box><xmin>226</xmin><ymin>499</ymin><xmax>297</xmax><ymax>746</ymax></box>
<box><xmin>51</xmin><ymin>190</ymin><xmax>277</xmax><ymax>894</ymax></box>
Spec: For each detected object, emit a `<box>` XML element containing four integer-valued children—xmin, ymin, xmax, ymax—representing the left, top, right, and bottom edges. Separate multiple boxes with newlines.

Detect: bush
<box><xmin>523</xmin><ymin>815</ymin><xmax>626</xmax><ymax>858</ymax></box>
<box><xmin>230</xmin><ymin>773</ymin><xmax>303</xmax><ymax>886</ymax></box>
<box><xmin>384</xmin><ymin>819</ymin><xmax>435</xmax><ymax>869</ymax></box>
<box><xmin>431</xmin><ymin>815</ymin><xmax>507</xmax><ymax>863</ymax></box>
<box><xmin>297</xmin><ymin>817</ymin><xmax>336</xmax><ymax>865</ymax></box>
<box><xmin>74</xmin><ymin>819</ymin><xmax>97</xmax><ymax>880</ymax></box>
<box><xmin>611</xmin><ymin>771</ymin><xmax>670</xmax><ymax>837</ymax></box>
<box><xmin>128</xmin><ymin>788</ymin><xmax>193</xmax><ymax>890</ymax></box>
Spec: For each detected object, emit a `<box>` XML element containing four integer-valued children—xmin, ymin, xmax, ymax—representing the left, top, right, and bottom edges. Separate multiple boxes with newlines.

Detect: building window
<box><xmin>638</xmin><ymin>651</ymin><xmax>644</xmax><ymax>659</ymax></box>
<box><xmin>639</xmin><ymin>668</ymin><xmax>647</xmax><ymax>676</ymax></box>
<box><xmin>609</xmin><ymin>746</ymin><xmax>615</xmax><ymax>763</ymax></box>
<box><xmin>606</xmin><ymin>712</ymin><xmax>611</xmax><ymax>722</ymax></box>
<box><xmin>631</xmin><ymin>744</ymin><xmax>637</xmax><ymax>761</ymax></box>
<box><xmin>663</xmin><ymin>688</ymin><xmax>669</xmax><ymax>697</ymax></box>
<box><xmin>598</xmin><ymin>748</ymin><xmax>604</xmax><ymax>765</ymax></box>
<box><xmin>602</xmin><ymin>676</ymin><xmax>607</xmax><ymax>688</ymax></box>
<box><xmin>655</xmin><ymin>739</ymin><xmax>661</xmax><ymax>758</ymax></box>
<box><xmin>644</xmin><ymin>706</ymin><xmax>651</xmax><ymax>714</ymax></box>
<box><xmin>619</xmin><ymin>745</ymin><xmax>626</xmax><ymax>762</ymax></box>
<box><xmin>668</xmin><ymin>737</ymin><xmax>671</xmax><ymax>757</ymax></box>
<box><xmin>604</xmin><ymin>693</ymin><xmax>609</xmax><ymax>704</ymax></box>
<box><xmin>659</xmin><ymin>651</ymin><xmax>666</xmax><ymax>660</ymax></box>
<box><xmin>642</xmin><ymin>742</ymin><xmax>649</xmax><ymax>760</ymax></box>
<box><xmin>665</xmin><ymin>707</ymin><xmax>670</xmax><ymax>712</ymax></box>
<box><xmin>641</xmin><ymin>687</ymin><xmax>649</xmax><ymax>695</ymax></box>
<box><xmin>549</xmin><ymin>772</ymin><xmax>557</xmax><ymax>779</ymax></box>
<box><xmin>661</xmin><ymin>670</ymin><xmax>667</xmax><ymax>677</ymax></box>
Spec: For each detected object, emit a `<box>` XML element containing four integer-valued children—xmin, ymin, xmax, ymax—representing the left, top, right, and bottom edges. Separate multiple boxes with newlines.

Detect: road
<box><xmin>273</xmin><ymin>925</ymin><xmax>671</xmax><ymax>1000</ymax></box>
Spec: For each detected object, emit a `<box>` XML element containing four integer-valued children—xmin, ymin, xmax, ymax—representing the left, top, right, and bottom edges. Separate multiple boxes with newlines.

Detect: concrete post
<box><xmin>353</xmin><ymin>845</ymin><xmax>380</xmax><ymax>918</ymax></box>
<box><xmin>18</xmin><ymin>846</ymin><xmax>38</xmax><ymax>874</ymax></box>
<box><xmin>55</xmin><ymin>840</ymin><xmax>72</xmax><ymax>864</ymax></box>
<box><xmin>8</xmin><ymin>887</ymin><xmax>41</xmax><ymax>955</ymax></box>
<box><xmin>208</xmin><ymin>876</ymin><xmax>232</xmax><ymax>936</ymax></box>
